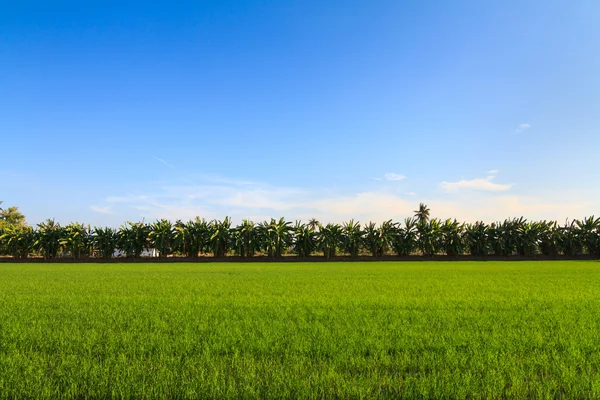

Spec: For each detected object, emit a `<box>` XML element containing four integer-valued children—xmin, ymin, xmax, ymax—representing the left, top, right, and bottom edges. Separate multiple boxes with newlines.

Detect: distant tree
<box><xmin>414</xmin><ymin>203</ymin><xmax>431</xmax><ymax>225</ymax></box>
<box><xmin>307</xmin><ymin>218</ymin><xmax>320</xmax><ymax>232</ymax></box>
<box><xmin>0</xmin><ymin>202</ymin><xmax>27</xmax><ymax>228</ymax></box>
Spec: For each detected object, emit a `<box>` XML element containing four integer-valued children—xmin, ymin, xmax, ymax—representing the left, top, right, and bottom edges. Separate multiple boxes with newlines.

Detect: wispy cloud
<box><xmin>154</xmin><ymin>157</ymin><xmax>176</xmax><ymax>169</ymax></box>
<box><xmin>440</xmin><ymin>176</ymin><xmax>512</xmax><ymax>193</ymax></box>
<box><xmin>90</xmin><ymin>205</ymin><xmax>113</xmax><ymax>215</ymax></box>
<box><xmin>384</xmin><ymin>173</ymin><xmax>406</xmax><ymax>181</ymax></box>
<box><xmin>89</xmin><ymin>172</ymin><xmax>595</xmax><ymax>225</ymax></box>
<box><xmin>487</xmin><ymin>169</ymin><xmax>499</xmax><ymax>175</ymax></box>
<box><xmin>515</xmin><ymin>123</ymin><xmax>531</xmax><ymax>134</ymax></box>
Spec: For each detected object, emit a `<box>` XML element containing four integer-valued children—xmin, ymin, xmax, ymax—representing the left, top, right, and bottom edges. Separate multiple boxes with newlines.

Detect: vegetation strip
<box><xmin>1</xmin><ymin>202</ymin><xmax>599</xmax><ymax>260</ymax></box>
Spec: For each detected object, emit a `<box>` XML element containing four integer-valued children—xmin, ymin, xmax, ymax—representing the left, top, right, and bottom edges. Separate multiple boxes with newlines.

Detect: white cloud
<box><xmin>487</xmin><ymin>169</ymin><xmax>499</xmax><ymax>174</ymax></box>
<box><xmin>90</xmin><ymin>205</ymin><xmax>113</xmax><ymax>215</ymax></box>
<box><xmin>440</xmin><ymin>176</ymin><xmax>512</xmax><ymax>193</ymax></box>
<box><xmin>89</xmin><ymin>173</ymin><xmax>596</xmax><ymax>225</ymax></box>
<box><xmin>515</xmin><ymin>123</ymin><xmax>531</xmax><ymax>134</ymax></box>
<box><xmin>384</xmin><ymin>173</ymin><xmax>406</xmax><ymax>181</ymax></box>
<box><xmin>373</xmin><ymin>178</ymin><xmax>382</xmax><ymax>181</ymax></box>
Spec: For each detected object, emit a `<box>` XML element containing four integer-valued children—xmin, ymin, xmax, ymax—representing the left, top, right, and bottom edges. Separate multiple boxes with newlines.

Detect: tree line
<box><xmin>0</xmin><ymin>203</ymin><xmax>599</xmax><ymax>260</ymax></box>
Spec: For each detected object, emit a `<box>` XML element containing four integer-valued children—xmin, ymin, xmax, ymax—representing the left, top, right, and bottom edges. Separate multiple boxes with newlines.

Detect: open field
<box><xmin>1</xmin><ymin>261</ymin><xmax>599</xmax><ymax>398</ymax></box>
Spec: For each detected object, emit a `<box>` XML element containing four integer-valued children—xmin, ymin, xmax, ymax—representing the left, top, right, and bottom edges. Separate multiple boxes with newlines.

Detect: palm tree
<box><xmin>307</xmin><ymin>218</ymin><xmax>320</xmax><ymax>232</ymax></box>
<box><xmin>149</xmin><ymin>219</ymin><xmax>175</xmax><ymax>258</ymax></box>
<box><xmin>92</xmin><ymin>227</ymin><xmax>118</xmax><ymax>259</ymax></box>
<box><xmin>414</xmin><ymin>203</ymin><xmax>431</xmax><ymax>225</ymax></box>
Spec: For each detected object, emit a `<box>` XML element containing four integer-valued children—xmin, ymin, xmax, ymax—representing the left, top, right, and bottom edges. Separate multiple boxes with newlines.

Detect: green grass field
<box><xmin>1</xmin><ymin>261</ymin><xmax>599</xmax><ymax>399</ymax></box>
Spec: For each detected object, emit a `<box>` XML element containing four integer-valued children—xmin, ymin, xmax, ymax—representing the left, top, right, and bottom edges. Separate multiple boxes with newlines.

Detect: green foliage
<box><xmin>1</xmin><ymin>206</ymin><xmax>600</xmax><ymax>259</ymax></box>
<box><xmin>232</xmin><ymin>219</ymin><xmax>259</xmax><ymax>257</ymax></box>
<box><xmin>209</xmin><ymin>217</ymin><xmax>232</xmax><ymax>257</ymax></box>
<box><xmin>61</xmin><ymin>222</ymin><xmax>90</xmax><ymax>259</ymax></box>
<box><xmin>293</xmin><ymin>221</ymin><xmax>316</xmax><ymax>257</ymax></box>
<box><xmin>149</xmin><ymin>219</ymin><xmax>175</xmax><ymax>257</ymax></box>
<box><xmin>1</xmin><ymin>261</ymin><xmax>600</xmax><ymax>398</ymax></box>
<box><xmin>173</xmin><ymin>218</ymin><xmax>211</xmax><ymax>257</ymax></box>
<box><xmin>0</xmin><ymin>202</ymin><xmax>27</xmax><ymax>229</ymax></box>
<box><xmin>257</xmin><ymin>218</ymin><xmax>292</xmax><ymax>258</ymax></box>
<box><xmin>341</xmin><ymin>219</ymin><xmax>363</xmax><ymax>257</ymax></box>
<box><xmin>0</xmin><ymin>225</ymin><xmax>35</xmax><ymax>259</ymax></box>
<box><xmin>92</xmin><ymin>227</ymin><xmax>118</xmax><ymax>259</ymax></box>
<box><xmin>34</xmin><ymin>219</ymin><xmax>64</xmax><ymax>259</ymax></box>
<box><xmin>417</xmin><ymin>219</ymin><xmax>442</xmax><ymax>256</ymax></box>
<box><xmin>117</xmin><ymin>221</ymin><xmax>150</xmax><ymax>258</ymax></box>
<box><xmin>316</xmin><ymin>223</ymin><xmax>342</xmax><ymax>259</ymax></box>
<box><xmin>390</xmin><ymin>218</ymin><xmax>418</xmax><ymax>256</ymax></box>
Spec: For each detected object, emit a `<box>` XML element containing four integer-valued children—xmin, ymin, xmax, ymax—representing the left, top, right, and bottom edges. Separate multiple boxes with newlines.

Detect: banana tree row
<box><xmin>1</xmin><ymin>216</ymin><xmax>599</xmax><ymax>260</ymax></box>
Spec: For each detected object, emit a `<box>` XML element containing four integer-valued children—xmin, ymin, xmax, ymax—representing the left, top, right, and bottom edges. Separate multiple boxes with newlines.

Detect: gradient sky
<box><xmin>2</xmin><ymin>1</ymin><xmax>599</xmax><ymax>227</ymax></box>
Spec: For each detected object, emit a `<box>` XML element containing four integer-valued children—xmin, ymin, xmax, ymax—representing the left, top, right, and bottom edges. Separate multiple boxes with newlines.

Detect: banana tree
<box><xmin>0</xmin><ymin>226</ymin><xmax>35</xmax><ymax>259</ymax></box>
<box><xmin>417</xmin><ymin>218</ymin><xmax>442</xmax><ymax>256</ymax></box>
<box><xmin>341</xmin><ymin>219</ymin><xmax>363</xmax><ymax>257</ymax></box>
<box><xmin>293</xmin><ymin>221</ymin><xmax>316</xmax><ymax>257</ymax></box>
<box><xmin>92</xmin><ymin>227</ymin><xmax>118</xmax><ymax>259</ymax></box>
<box><xmin>61</xmin><ymin>222</ymin><xmax>90</xmax><ymax>259</ymax></box>
<box><xmin>440</xmin><ymin>219</ymin><xmax>465</xmax><ymax>256</ymax></box>
<box><xmin>390</xmin><ymin>217</ymin><xmax>418</xmax><ymax>256</ymax></box>
<box><xmin>363</xmin><ymin>220</ymin><xmax>394</xmax><ymax>257</ymax></box>
<box><xmin>464</xmin><ymin>221</ymin><xmax>489</xmax><ymax>256</ymax></box>
<box><xmin>34</xmin><ymin>219</ymin><xmax>64</xmax><ymax>259</ymax></box>
<box><xmin>516</xmin><ymin>220</ymin><xmax>542</xmax><ymax>257</ymax></box>
<box><xmin>149</xmin><ymin>219</ymin><xmax>175</xmax><ymax>257</ymax></box>
<box><xmin>210</xmin><ymin>217</ymin><xmax>232</xmax><ymax>257</ymax></box>
<box><xmin>233</xmin><ymin>219</ymin><xmax>259</xmax><ymax>257</ymax></box>
<box><xmin>174</xmin><ymin>218</ymin><xmax>211</xmax><ymax>257</ymax></box>
<box><xmin>488</xmin><ymin>219</ymin><xmax>520</xmax><ymax>257</ymax></box>
<box><xmin>577</xmin><ymin>216</ymin><xmax>600</xmax><ymax>257</ymax></box>
<box><xmin>117</xmin><ymin>221</ymin><xmax>150</xmax><ymax>258</ymax></box>
<box><xmin>538</xmin><ymin>221</ymin><xmax>560</xmax><ymax>257</ymax></box>
<box><xmin>258</xmin><ymin>218</ymin><xmax>292</xmax><ymax>258</ymax></box>
<box><xmin>316</xmin><ymin>223</ymin><xmax>342</xmax><ymax>259</ymax></box>
<box><xmin>558</xmin><ymin>219</ymin><xmax>583</xmax><ymax>256</ymax></box>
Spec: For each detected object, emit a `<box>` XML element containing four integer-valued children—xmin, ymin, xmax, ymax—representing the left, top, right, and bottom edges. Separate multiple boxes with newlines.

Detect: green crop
<box><xmin>1</xmin><ymin>261</ymin><xmax>599</xmax><ymax>398</ymax></box>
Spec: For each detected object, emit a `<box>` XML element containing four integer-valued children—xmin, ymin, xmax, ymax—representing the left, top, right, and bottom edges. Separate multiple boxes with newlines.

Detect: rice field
<box><xmin>0</xmin><ymin>261</ymin><xmax>599</xmax><ymax>398</ymax></box>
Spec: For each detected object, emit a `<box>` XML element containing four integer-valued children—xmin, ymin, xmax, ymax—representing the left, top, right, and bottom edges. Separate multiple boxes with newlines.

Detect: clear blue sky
<box><xmin>2</xmin><ymin>1</ymin><xmax>599</xmax><ymax>226</ymax></box>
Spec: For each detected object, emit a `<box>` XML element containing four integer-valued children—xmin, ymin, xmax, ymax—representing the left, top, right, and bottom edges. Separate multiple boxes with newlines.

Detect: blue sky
<box><xmin>2</xmin><ymin>1</ymin><xmax>599</xmax><ymax>226</ymax></box>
